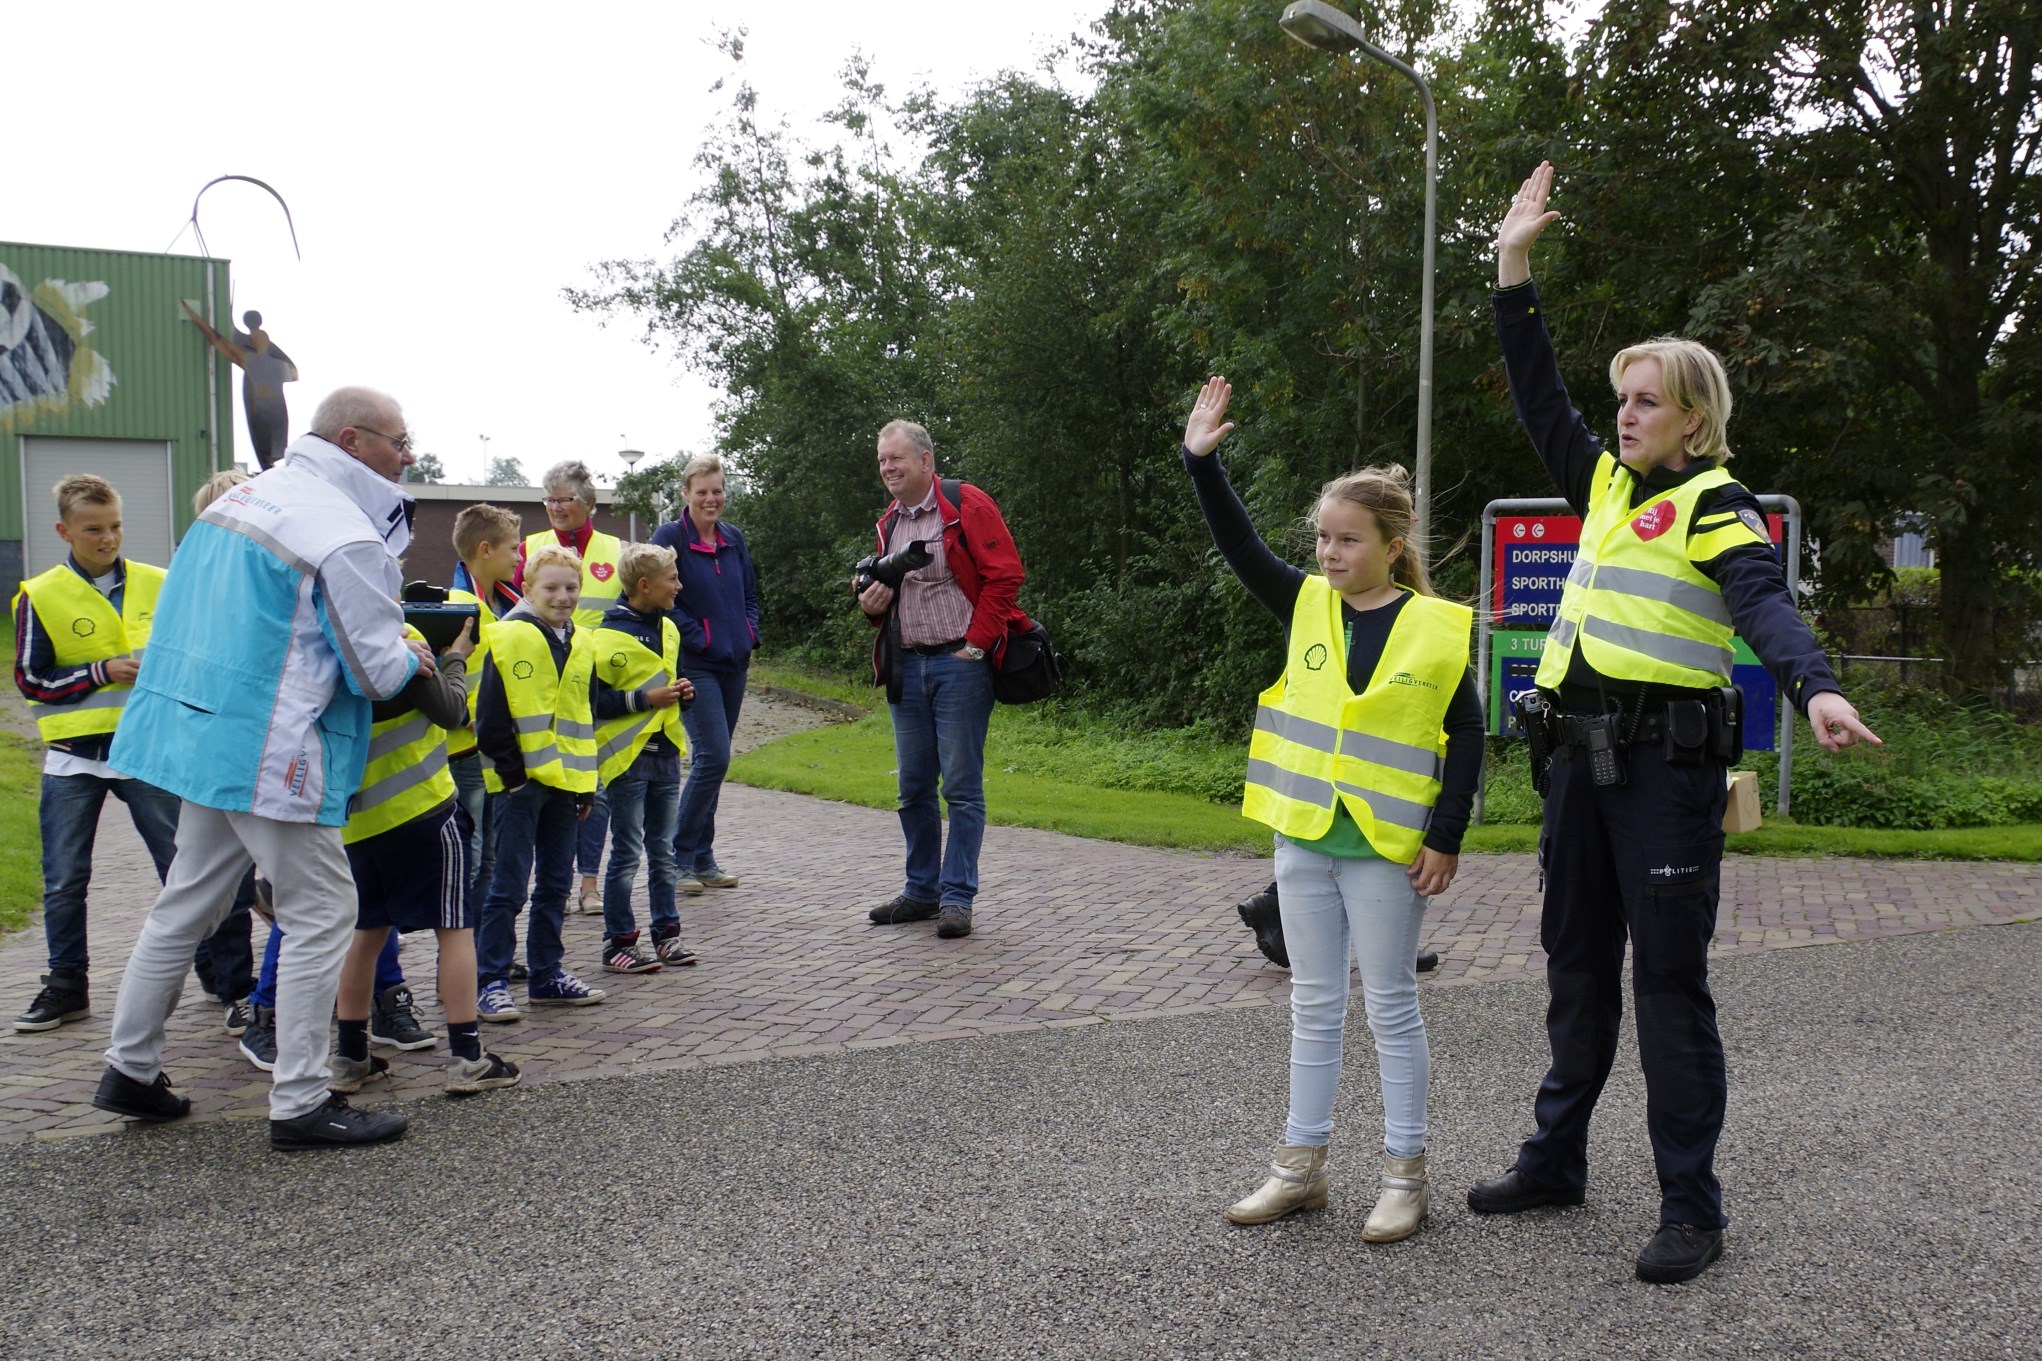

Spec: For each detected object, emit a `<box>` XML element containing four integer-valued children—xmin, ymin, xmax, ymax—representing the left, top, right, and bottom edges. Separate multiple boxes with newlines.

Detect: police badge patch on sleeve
<box><xmin>1737</xmin><ymin>508</ymin><xmax>1767</xmax><ymax>537</ymax></box>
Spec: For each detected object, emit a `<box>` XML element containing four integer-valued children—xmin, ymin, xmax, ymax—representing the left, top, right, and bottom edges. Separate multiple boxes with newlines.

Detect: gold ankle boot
<box><xmin>1361</xmin><ymin>1150</ymin><xmax>1429</xmax><ymax>1242</ymax></box>
<box><xmin>1225</xmin><ymin>1143</ymin><xmax>1330</xmax><ymax>1225</ymax></box>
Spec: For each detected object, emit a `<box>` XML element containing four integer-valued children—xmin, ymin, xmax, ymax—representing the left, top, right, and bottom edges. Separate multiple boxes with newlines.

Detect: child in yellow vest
<box><xmin>11</xmin><ymin>475</ymin><xmax>181</xmax><ymax>1033</ymax></box>
<box><xmin>589</xmin><ymin>542</ymin><xmax>695</xmax><ymax>973</ymax></box>
<box><xmin>1181</xmin><ymin>378</ymin><xmax>1483</xmax><ymax>1244</ymax></box>
<box><xmin>328</xmin><ymin>613</ymin><xmax>520</xmax><ymax>1095</ymax></box>
<box><xmin>473</xmin><ymin>543</ymin><xmax>604</xmax><ymax>1019</ymax></box>
<box><xmin>447</xmin><ymin>503</ymin><xmax>527</xmax><ymax>961</ymax></box>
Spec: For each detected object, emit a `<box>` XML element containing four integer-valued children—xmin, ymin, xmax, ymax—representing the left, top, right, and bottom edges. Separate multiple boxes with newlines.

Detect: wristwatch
<box><xmin>960</xmin><ymin>644</ymin><xmax>986</xmax><ymax>661</ymax></box>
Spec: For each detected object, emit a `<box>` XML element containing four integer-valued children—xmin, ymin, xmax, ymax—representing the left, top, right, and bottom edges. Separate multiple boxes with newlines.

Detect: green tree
<box><xmin>405</xmin><ymin>452</ymin><xmax>446</xmax><ymax>485</ymax></box>
<box><xmin>484</xmin><ymin>456</ymin><xmax>527</xmax><ymax>487</ymax></box>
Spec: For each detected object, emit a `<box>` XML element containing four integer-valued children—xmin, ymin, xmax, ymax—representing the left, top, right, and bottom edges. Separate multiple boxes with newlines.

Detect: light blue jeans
<box><xmin>1274</xmin><ymin>836</ymin><xmax>1431</xmax><ymax>1158</ymax></box>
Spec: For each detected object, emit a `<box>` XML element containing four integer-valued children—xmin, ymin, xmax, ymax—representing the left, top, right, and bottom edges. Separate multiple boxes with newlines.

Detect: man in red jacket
<box><xmin>856</xmin><ymin>419</ymin><xmax>1025</xmax><ymax>940</ymax></box>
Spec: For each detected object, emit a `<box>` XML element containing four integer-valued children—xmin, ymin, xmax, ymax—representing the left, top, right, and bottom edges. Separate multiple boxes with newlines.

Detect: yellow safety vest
<box><xmin>486</xmin><ymin>617</ymin><xmax>599</xmax><ymax>794</ymax></box>
<box><xmin>1535</xmin><ymin>453</ymin><xmax>1768</xmax><ymax>691</ymax></box>
<box><xmin>1242</xmin><ymin>579</ymin><xmax>1471</xmax><ymax>863</ymax></box>
<box><xmin>524</xmin><ymin>528</ymin><xmax>624</xmax><ymax>631</ymax></box>
<box><xmin>591</xmin><ymin>618</ymin><xmax>689</xmax><ymax>783</ymax></box>
<box><xmin>13</xmin><ymin>560</ymin><xmax>166</xmax><ymax>744</ymax></box>
<box><xmin>442</xmin><ymin>588</ymin><xmax>489</xmax><ymax>758</ymax></box>
<box><xmin>344</xmin><ymin>625</ymin><xmax>457</xmax><ymax>844</ymax></box>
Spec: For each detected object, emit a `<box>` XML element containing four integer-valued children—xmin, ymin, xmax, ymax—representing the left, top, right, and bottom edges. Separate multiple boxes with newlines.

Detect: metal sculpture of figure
<box><xmin>182</xmin><ymin>304</ymin><xmax>299</xmax><ymax>469</ymax></box>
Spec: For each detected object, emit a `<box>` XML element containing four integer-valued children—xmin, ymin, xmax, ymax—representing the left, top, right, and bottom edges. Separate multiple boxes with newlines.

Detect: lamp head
<box><xmin>1280</xmin><ymin>1</ymin><xmax>1363</xmax><ymax>52</ymax></box>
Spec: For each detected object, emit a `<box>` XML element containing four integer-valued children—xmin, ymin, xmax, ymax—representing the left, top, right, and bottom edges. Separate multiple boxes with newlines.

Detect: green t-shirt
<box><xmin>1299</xmin><ymin>801</ymin><xmax>1381</xmax><ymax>860</ymax></box>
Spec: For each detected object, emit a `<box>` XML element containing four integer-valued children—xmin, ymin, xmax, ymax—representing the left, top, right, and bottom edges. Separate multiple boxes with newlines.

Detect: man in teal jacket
<box><xmin>95</xmin><ymin>386</ymin><xmax>434</xmax><ymax>1151</ymax></box>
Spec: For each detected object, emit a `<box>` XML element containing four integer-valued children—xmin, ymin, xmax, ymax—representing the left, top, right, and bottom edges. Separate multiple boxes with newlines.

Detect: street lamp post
<box><xmin>478</xmin><ymin>434</ymin><xmax>492</xmax><ymax>487</ymax></box>
<box><xmin>619</xmin><ymin>447</ymin><xmax>644</xmax><ymax>541</ymax></box>
<box><xmin>1279</xmin><ymin>0</ymin><xmax>1437</xmax><ymax>543</ymax></box>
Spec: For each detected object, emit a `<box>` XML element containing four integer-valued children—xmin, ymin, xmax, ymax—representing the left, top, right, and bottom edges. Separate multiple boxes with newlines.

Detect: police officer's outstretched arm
<box><xmin>1807</xmin><ymin>691</ymin><xmax>1879</xmax><ymax>752</ymax></box>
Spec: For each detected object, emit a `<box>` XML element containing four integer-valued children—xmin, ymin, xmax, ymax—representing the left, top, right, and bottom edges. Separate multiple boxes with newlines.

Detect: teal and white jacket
<box><xmin>109</xmin><ymin>435</ymin><xmax>420</xmax><ymax>825</ymax></box>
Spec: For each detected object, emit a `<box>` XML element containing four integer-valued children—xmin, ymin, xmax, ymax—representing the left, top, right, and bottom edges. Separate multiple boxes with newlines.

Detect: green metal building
<box><xmin>2</xmin><ymin>241</ymin><xmax>235</xmax><ymax>597</ymax></box>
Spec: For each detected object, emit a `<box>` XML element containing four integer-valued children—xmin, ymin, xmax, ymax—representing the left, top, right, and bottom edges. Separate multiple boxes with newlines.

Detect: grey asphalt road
<box><xmin>3</xmin><ymin>921</ymin><xmax>2036</xmax><ymax>1361</ymax></box>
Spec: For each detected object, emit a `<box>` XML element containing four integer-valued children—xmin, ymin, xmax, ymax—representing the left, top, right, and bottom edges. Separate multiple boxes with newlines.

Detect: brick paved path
<box><xmin>4</xmin><ymin>734</ymin><xmax>2037</xmax><ymax>1143</ymax></box>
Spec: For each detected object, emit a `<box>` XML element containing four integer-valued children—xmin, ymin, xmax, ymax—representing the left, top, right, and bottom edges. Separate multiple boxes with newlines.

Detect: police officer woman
<box><xmin>1469</xmin><ymin>162</ymin><xmax>1880</xmax><ymax>1284</ymax></box>
<box><xmin>1183</xmin><ymin>379</ymin><xmax>1484</xmax><ymax>1244</ymax></box>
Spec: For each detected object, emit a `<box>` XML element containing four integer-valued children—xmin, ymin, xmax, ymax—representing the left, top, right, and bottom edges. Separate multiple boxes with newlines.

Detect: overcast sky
<box><xmin>9</xmin><ymin>1</ymin><xmax>1107</xmax><ymax>488</ymax></box>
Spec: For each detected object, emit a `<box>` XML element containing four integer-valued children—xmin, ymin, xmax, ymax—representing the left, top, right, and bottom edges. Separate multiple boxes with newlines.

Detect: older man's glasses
<box><xmin>356</xmin><ymin>425</ymin><xmax>415</xmax><ymax>455</ymax></box>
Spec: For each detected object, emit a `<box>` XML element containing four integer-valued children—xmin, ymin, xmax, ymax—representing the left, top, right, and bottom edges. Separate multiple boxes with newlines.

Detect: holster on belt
<box><xmin>1512</xmin><ymin>690</ymin><xmax>1557</xmax><ymax>799</ymax></box>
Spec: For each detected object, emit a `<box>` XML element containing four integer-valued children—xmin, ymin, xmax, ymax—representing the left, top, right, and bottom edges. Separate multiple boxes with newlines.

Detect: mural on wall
<box><xmin>1</xmin><ymin>262</ymin><xmax>117</xmax><ymax>431</ymax></box>
<box><xmin>181</xmin><ymin>303</ymin><xmax>298</xmax><ymax>468</ymax></box>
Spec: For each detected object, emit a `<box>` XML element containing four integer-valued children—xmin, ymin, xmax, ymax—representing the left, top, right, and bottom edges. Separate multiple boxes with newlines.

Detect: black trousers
<box><xmin>1515</xmin><ymin>736</ymin><xmax>1731</xmax><ymax>1229</ymax></box>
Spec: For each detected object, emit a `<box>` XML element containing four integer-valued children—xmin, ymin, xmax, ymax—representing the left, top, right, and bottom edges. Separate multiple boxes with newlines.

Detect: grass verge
<box><xmin>0</xmin><ymin>729</ymin><xmax>43</xmax><ymax>935</ymax></box>
<box><xmin>735</xmin><ymin>665</ymin><xmax>2042</xmax><ymax>862</ymax></box>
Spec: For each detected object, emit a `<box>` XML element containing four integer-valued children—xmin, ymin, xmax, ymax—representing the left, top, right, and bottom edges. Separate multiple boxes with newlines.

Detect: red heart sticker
<box><xmin>590</xmin><ymin>562</ymin><xmax>614</xmax><ymax>581</ymax></box>
<box><xmin>1632</xmin><ymin>502</ymin><xmax>1676</xmax><ymax>541</ymax></box>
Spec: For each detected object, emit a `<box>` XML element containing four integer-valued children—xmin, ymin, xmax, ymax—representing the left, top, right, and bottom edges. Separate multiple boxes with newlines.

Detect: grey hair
<box><xmin>540</xmin><ymin>459</ymin><xmax>598</xmax><ymax>507</ymax></box>
<box><xmin>877</xmin><ymin>419</ymin><xmax>934</xmax><ymax>457</ymax></box>
<box><xmin>310</xmin><ymin>386</ymin><xmax>399</xmax><ymax>440</ymax></box>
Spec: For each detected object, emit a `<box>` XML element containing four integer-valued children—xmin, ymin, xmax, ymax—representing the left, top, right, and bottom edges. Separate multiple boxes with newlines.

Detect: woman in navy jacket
<box><xmin>650</xmin><ymin>455</ymin><xmax>760</xmax><ymax>894</ymax></box>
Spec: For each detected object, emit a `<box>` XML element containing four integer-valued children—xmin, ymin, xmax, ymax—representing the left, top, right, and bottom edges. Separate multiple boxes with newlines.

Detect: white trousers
<box><xmin>106</xmin><ymin>803</ymin><xmax>356</xmax><ymax>1120</ymax></box>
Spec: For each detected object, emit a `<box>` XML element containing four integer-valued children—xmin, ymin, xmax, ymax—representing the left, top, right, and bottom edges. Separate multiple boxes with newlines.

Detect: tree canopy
<box><xmin>572</xmin><ymin>0</ymin><xmax>2040</xmax><ymax>717</ymax></box>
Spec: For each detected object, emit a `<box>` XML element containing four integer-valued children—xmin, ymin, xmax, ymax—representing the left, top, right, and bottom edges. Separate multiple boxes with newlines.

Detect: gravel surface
<box><xmin>2</xmin><ymin>920</ymin><xmax>2035</xmax><ymax>1360</ymax></box>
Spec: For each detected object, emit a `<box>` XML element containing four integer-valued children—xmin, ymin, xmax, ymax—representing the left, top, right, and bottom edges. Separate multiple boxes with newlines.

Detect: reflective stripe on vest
<box><xmin>1535</xmin><ymin>453</ymin><xmax>1741</xmax><ymax>690</ymax></box>
<box><xmin>487</xmin><ymin>618</ymin><xmax>600</xmax><ymax>794</ymax></box>
<box><xmin>14</xmin><ymin>561</ymin><xmax>165</xmax><ymax>744</ymax></box>
<box><xmin>592</xmin><ymin>618</ymin><xmax>687</xmax><ymax>783</ymax></box>
<box><xmin>524</xmin><ymin>529</ymin><xmax>624</xmax><ymax>631</ymax></box>
<box><xmin>343</xmin><ymin>626</ymin><xmax>457</xmax><ymax>844</ymax></box>
<box><xmin>1241</xmin><ymin>579</ymin><xmax>1471</xmax><ymax>863</ymax></box>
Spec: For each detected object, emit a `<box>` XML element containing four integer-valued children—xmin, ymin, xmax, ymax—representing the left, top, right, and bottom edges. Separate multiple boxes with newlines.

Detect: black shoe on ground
<box><xmin>508</xmin><ymin>960</ymin><xmax>529</xmax><ymax>983</ymax></box>
<box><xmin>91</xmin><ymin>1066</ymin><xmax>191</xmax><ymax>1122</ymax></box>
<box><xmin>14</xmin><ymin>973</ymin><xmax>91</xmax><ymax>1032</ymax></box>
<box><xmin>868</xmin><ymin>894</ymin><xmax>938</xmax><ymax>925</ymax></box>
<box><xmin>1416</xmin><ymin>949</ymin><xmax>1440</xmax><ymax>973</ymax></box>
<box><xmin>238</xmin><ymin>1006</ymin><xmax>278</xmax><ymax>1072</ymax></box>
<box><xmin>222</xmin><ymin>997</ymin><xmax>254</xmax><ymax>1037</ymax></box>
<box><xmin>1635</xmin><ymin>1223</ymin><xmax>1724</xmax><ymax>1284</ymax></box>
<box><xmin>370</xmin><ymin>984</ymin><xmax>437</xmax><ymax>1051</ymax></box>
<box><xmin>936</xmin><ymin>904</ymin><xmax>973</xmax><ymax>939</ymax></box>
<box><xmin>1466</xmin><ymin>1167</ymin><xmax>1586</xmax><ymax>1215</ymax></box>
<box><xmin>270</xmin><ymin>1093</ymin><xmax>409</xmax><ymax>1151</ymax></box>
<box><xmin>1235</xmin><ymin>883</ymin><xmax>1289</xmax><ymax>968</ymax></box>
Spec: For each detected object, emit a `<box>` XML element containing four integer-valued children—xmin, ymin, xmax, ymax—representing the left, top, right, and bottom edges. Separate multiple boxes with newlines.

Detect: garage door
<box><xmin>19</xmin><ymin>436</ymin><xmax>176</xmax><ymax>576</ymax></box>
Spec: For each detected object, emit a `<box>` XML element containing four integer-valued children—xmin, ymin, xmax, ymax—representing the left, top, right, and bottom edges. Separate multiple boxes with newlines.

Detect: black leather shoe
<box><xmin>1635</xmin><ymin>1223</ymin><xmax>1723</xmax><ymax>1283</ymax></box>
<box><xmin>91</xmin><ymin>1066</ymin><xmax>192</xmax><ymax>1123</ymax></box>
<box><xmin>1416</xmin><ymin>949</ymin><xmax>1440</xmax><ymax>973</ymax></box>
<box><xmin>14</xmin><ymin>973</ymin><xmax>90</xmax><ymax>1032</ymax></box>
<box><xmin>270</xmin><ymin>1093</ymin><xmax>409</xmax><ymax>1151</ymax></box>
<box><xmin>868</xmin><ymin>894</ymin><xmax>939</xmax><ymax>925</ymax></box>
<box><xmin>1235</xmin><ymin>883</ymin><xmax>1289</xmax><ymax>967</ymax></box>
<box><xmin>1466</xmin><ymin>1167</ymin><xmax>1586</xmax><ymax>1214</ymax></box>
<box><xmin>935</xmin><ymin>904</ymin><xmax>974</xmax><ymax>938</ymax></box>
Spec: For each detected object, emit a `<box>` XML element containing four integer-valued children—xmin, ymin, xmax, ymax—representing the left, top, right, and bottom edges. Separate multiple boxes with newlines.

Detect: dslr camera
<box><xmin>854</xmin><ymin>540</ymin><xmax>932</xmax><ymax>594</ymax></box>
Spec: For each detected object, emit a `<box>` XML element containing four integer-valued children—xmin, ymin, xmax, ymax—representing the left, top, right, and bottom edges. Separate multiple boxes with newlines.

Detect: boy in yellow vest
<box><xmin>472</xmin><ymin>542</ymin><xmax>604</xmax><ymax>1020</ymax></box>
<box><xmin>589</xmin><ymin>542</ymin><xmax>695</xmax><ymax>973</ymax></box>
<box><xmin>328</xmin><ymin>613</ymin><xmax>520</xmax><ymax>1095</ymax></box>
<box><xmin>11</xmin><ymin>475</ymin><xmax>182</xmax><ymax>1033</ymax></box>
<box><xmin>446</xmin><ymin>503</ymin><xmax>526</xmax><ymax>937</ymax></box>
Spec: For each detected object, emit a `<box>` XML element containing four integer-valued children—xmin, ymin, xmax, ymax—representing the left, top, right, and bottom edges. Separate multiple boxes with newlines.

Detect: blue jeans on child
<box><xmin>672</xmin><ymin>665</ymin><xmax>746</xmax><ymax>875</ymax></box>
<box><xmin>576</xmin><ymin>782</ymin><xmax>610</xmax><ymax>877</ymax></box>
<box><xmin>1273</xmin><ymin>836</ymin><xmax>1431</xmax><ymax>1159</ymax></box>
<box><xmin>889</xmin><ymin>651</ymin><xmax>995</xmax><ymax>908</ymax></box>
<box><xmin>604</xmin><ymin>770</ymin><xmax>680</xmax><ymax>939</ymax></box>
<box><xmin>449</xmin><ymin>752</ymin><xmax>498</xmax><ymax>903</ymax></box>
<box><xmin>39</xmin><ymin>772</ymin><xmax>180</xmax><ymax>976</ymax></box>
<box><xmin>478</xmin><ymin>781</ymin><xmax>580</xmax><ymax>986</ymax></box>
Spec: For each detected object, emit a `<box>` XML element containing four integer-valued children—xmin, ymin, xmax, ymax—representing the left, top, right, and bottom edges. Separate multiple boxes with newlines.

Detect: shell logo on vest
<box><xmin>512</xmin><ymin>659</ymin><xmax>534</xmax><ymax>679</ymax></box>
<box><xmin>72</xmin><ymin>618</ymin><xmax>96</xmax><ymax>636</ymax></box>
<box><xmin>608</xmin><ymin>651</ymin><xmax>629</xmax><ymax>671</ymax></box>
<box><xmin>590</xmin><ymin>562</ymin><xmax>615</xmax><ymax>581</ymax></box>
<box><xmin>1304</xmin><ymin>643</ymin><xmax>1329</xmax><ymax>671</ymax></box>
<box><xmin>1632</xmin><ymin>502</ymin><xmax>1677</xmax><ymax>541</ymax></box>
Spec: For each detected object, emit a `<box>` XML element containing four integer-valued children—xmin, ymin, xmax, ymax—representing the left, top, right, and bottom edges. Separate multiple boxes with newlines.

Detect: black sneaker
<box><xmin>936</xmin><ymin>904</ymin><xmax>973</xmax><ymax>939</ymax></box>
<box><xmin>270</xmin><ymin>1093</ymin><xmax>409</xmax><ymax>1151</ymax></box>
<box><xmin>14</xmin><ymin>973</ymin><xmax>90</xmax><ymax>1032</ymax></box>
<box><xmin>370</xmin><ymin>984</ymin><xmax>437</xmax><ymax>1051</ymax></box>
<box><xmin>91</xmin><ymin>1066</ymin><xmax>191</xmax><ymax>1122</ymax></box>
<box><xmin>446</xmin><ymin>1050</ymin><xmax>522</xmax><ymax>1096</ymax></box>
<box><xmin>328</xmin><ymin>1053</ymin><xmax>391</xmax><ymax>1094</ymax></box>
<box><xmin>1235</xmin><ymin>883</ymin><xmax>1289</xmax><ymax>968</ymax></box>
<box><xmin>238</xmin><ymin>1005</ymin><xmax>278</xmax><ymax>1072</ymax></box>
<box><xmin>1416</xmin><ymin>949</ymin><xmax>1441</xmax><ymax>974</ymax></box>
<box><xmin>868</xmin><ymin>894</ymin><xmax>938</xmax><ymax>925</ymax></box>
<box><xmin>1636</xmin><ymin>1223</ymin><xmax>1724</xmax><ymax>1284</ymax></box>
<box><xmin>222</xmin><ymin>997</ymin><xmax>254</xmax><ymax>1037</ymax></box>
<box><xmin>508</xmin><ymin>960</ymin><xmax>529</xmax><ymax>983</ymax></box>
